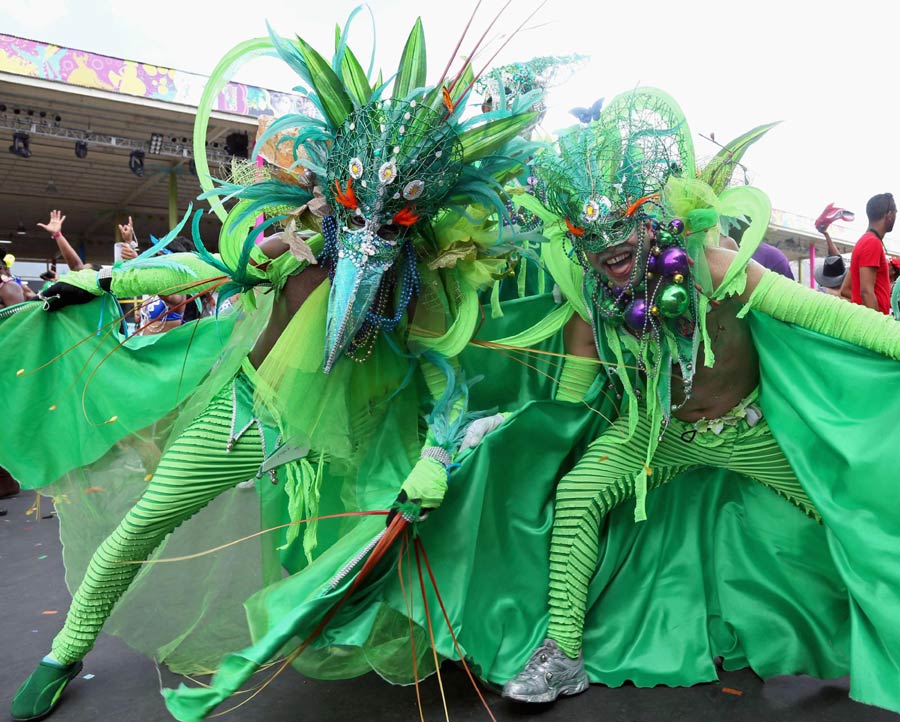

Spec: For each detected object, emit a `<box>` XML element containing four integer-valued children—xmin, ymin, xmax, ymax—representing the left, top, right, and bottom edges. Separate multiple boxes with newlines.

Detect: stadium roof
<box><xmin>0</xmin><ymin>33</ymin><xmax>309</xmax><ymax>266</ymax></box>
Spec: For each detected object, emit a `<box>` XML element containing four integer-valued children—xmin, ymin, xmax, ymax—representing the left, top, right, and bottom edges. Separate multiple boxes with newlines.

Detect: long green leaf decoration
<box><xmin>700</xmin><ymin>121</ymin><xmax>780</xmax><ymax>194</ymax></box>
<box><xmin>332</xmin><ymin>5</ymin><xmax>366</xmax><ymax>75</ymax></box>
<box><xmin>393</xmin><ymin>18</ymin><xmax>426</xmax><ymax>100</ymax></box>
<box><xmin>458</xmin><ymin>112</ymin><xmax>538</xmax><ymax>163</ymax></box>
<box><xmin>340</xmin><ymin>45</ymin><xmax>372</xmax><ymax>108</ymax></box>
<box><xmin>294</xmin><ymin>35</ymin><xmax>354</xmax><ymax>129</ymax></box>
<box><xmin>266</xmin><ymin>22</ymin><xmax>312</xmax><ymax>88</ymax></box>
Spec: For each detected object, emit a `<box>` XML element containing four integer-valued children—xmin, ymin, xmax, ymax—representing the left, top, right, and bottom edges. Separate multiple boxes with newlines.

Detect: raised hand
<box><xmin>117</xmin><ymin>216</ymin><xmax>135</xmax><ymax>245</ymax></box>
<box><xmin>37</xmin><ymin>209</ymin><xmax>66</xmax><ymax>236</ymax></box>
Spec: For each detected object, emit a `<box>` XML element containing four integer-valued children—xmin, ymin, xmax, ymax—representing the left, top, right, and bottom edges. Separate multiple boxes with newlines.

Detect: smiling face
<box><xmin>586</xmin><ymin>221</ymin><xmax>653</xmax><ymax>285</ymax></box>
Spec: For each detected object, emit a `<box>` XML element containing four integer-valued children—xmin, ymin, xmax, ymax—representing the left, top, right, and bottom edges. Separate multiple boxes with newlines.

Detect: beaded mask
<box><xmin>534</xmin><ymin>89</ymin><xmax>697</xmax><ymax>341</ymax></box>
<box><xmin>203</xmin><ymin>13</ymin><xmax>541</xmax><ymax>373</ymax></box>
<box><xmin>320</xmin><ymin>100</ymin><xmax>464</xmax><ymax>370</ymax></box>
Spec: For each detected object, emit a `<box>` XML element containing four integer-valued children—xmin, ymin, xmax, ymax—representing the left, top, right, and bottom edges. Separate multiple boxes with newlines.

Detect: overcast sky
<box><xmin>5</xmin><ymin>0</ymin><xmax>899</xmax><ymax>245</ymax></box>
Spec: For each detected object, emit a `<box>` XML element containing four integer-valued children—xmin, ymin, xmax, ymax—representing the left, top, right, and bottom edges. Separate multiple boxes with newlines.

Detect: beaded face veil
<box><xmin>320</xmin><ymin>100</ymin><xmax>464</xmax><ymax>370</ymax></box>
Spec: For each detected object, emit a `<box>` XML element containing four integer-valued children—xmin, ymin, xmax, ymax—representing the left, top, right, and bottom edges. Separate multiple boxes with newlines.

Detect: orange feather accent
<box><xmin>625</xmin><ymin>193</ymin><xmax>660</xmax><ymax>217</ymax></box>
<box><xmin>441</xmin><ymin>86</ymin><xmax>455</xmax><ymax>113</ymax></box>
<box><xmin>565</xmin><ymin>218</ymin><xmax>585</xmax><ymax>237</ymax></box>
<box><xmin>333</xmin><ymin>178</ymin><xmax>359</xmax><ymax>209</ymax></box>
<box><xmin>393</xmin><ymin>206</ymin><xmax>420</xmax><ymax>227</ymax></box>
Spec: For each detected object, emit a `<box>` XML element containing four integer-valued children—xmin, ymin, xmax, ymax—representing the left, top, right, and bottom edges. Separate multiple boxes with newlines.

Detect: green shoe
<box><xmin>10</xmin><ymin>660</ymin><xmax>83</xmax><ymax>721</ymax></box>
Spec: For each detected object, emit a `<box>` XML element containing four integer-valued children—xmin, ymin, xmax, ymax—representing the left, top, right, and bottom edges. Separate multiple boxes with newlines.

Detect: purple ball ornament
<box><xmin>658</xmin><ymin>246</ymin><xmax>689</xmax><ymax>276</ymax></box>
<box><xmin>623</xmin><ymin>297</ymin><xmax>648</xmax><ymax>331</ymax></box>
<box><xmin>668</xmin><ymin>218</ymin><xmax>685</xmax><ymax>235</ymax></box>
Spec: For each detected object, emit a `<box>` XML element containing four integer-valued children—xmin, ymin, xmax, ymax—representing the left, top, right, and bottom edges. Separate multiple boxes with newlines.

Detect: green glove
<box><xmin>399</xmin><ymin>457</ymin><xmax>449</xmax><ymax>510</ymax></box>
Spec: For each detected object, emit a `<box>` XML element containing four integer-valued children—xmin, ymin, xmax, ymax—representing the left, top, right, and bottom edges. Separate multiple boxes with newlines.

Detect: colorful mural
<box><xmin>0</xmin><ymin>34</ymin><xmax>311</xmax><ymax>119</ymax></box>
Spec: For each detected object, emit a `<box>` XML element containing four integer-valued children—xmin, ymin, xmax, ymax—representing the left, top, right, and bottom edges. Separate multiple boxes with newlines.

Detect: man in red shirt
<box><xmin>848</xmin><ymin>193</ymin><xmax>896</xmax><ymax>313</ymax></box>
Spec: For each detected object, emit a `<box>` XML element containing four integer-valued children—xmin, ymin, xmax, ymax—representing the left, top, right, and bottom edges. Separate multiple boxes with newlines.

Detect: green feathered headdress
<box><xmin>194</xmin><ymin>7</ymin><xmax>544</xmax><ymax>372</ymax></box>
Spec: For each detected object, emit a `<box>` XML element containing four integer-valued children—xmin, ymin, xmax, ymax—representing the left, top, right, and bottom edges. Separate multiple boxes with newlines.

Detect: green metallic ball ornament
<box><xmin>658</xmin><ymin>284</ymin><xmax>689</xmax><ymax>317</ymax></box>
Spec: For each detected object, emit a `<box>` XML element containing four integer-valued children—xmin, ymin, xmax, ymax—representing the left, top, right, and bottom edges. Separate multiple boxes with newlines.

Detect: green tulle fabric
<box><xmin>0</xmin><ymin>300</ymin><xmax>240</xmax><ymax>487</ymax></box>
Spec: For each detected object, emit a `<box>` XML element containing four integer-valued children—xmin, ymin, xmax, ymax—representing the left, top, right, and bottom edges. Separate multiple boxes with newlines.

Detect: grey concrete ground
<box><xmin>2</xmin><ymin>489</ymin><xmax>897</xmax><ymax>722</ymax></box>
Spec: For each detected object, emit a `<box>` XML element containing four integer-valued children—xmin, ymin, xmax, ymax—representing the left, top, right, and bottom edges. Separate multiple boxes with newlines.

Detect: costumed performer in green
<box><xmin>501</xmin><ymin>88</ymin><xmax>900</xmax><ymax>714</ymax></box>
<box><xmin>10</xmin><ymin>11</ymin><xmax>543</xmax><ymax>721</ymax></box>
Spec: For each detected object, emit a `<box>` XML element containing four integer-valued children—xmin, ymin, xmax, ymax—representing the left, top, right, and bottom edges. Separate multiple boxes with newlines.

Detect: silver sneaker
<box><xmin>502</xmin><ymin>638</ymin><xmax>589</xmax><ymax>703</ymax></box>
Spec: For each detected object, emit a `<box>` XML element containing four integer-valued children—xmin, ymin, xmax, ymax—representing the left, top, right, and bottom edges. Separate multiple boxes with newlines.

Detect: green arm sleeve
<box><xmin>555</xmin><ymin>355</ymin><xmax>600</xmax><ymax>402</ymax></box>
<box><xmin>109</xmin><ymin>253</ymin><xmax>224</xmax><ymax>298</ymax></box>
<box><xmin>748</xmin><ymin>270</ymin><xmax>900</xmax><ymax>359</ymax></box>
<box><xmin>54</xmin><ymin>268</ymin><xmax>105</xmax><ymax>295</ymax></box>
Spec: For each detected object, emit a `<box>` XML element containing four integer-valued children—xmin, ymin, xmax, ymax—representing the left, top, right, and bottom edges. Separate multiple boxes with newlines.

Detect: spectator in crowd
<box><xmin>848</xmin><ymin>193</ymin><xmax>895</xmax><ymax>314</ymax></box>
<box><xmin>816</xmin><ymin>223</ymin><xmax>849</xmax><ymax>298</ymax></box>
<box><xmin>815</xmin><ymin>256</ymin><xmax>848</xmax><ymax>297</ymax></box>
<box><xmin>39</xmin><ymin>270</ymin><xmax>58</xmax><ymax>292</ymax></box>
<box><xmin>889</xmin><ymin>257</ymin><xmax>900</xmax><ymax>321</ymax></box>
<box><xmin>0</xmin><ymin>255</ymin><xmax>33</xmax><ymax>306</ymax></box>
<box><xmin>37</xmin><ymin>210</ymin><xmax>102</xmax><ymax>272</ymax></box>
<box><xmin>890</xmin><ymin>256</ymin><xmax>900</xmax><ymax>285</ymax></box>
<box><xmin>752</xmin><ymin>241</ymin><xmax>794</xmax><ymax>279</ymax></box>
<box><xmin>120</xmin><ymin>227</ymin><xmax>201</xmax><ymax>335</ymax></box>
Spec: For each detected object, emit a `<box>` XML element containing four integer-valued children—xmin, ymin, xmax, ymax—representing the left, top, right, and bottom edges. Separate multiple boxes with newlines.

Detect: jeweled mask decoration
<box><xmin>205</xmin><ymin>12</ymin><xmax>545</xmax><ymax>374</ymax></box>
<box><xmin>536</xmin><ymin>91</ymin><xmax>691</xmax><ymax>258</ymax></box>
<box><xmin>324</xmin><ymin>99</ymin><xmax>464</xmax><ymax>260</ymax></box>
<box><xmin>534</xmin><ymin>89</ymin><xmax>698</xmax><ymax>349</ymax></box>
<box><xmin>319</xmin><ymin>100</ymin><xmax>464</xmax><ymax>371</ymax></box>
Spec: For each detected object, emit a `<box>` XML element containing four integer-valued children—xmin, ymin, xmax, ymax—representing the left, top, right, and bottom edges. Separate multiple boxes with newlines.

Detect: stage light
<box><xmin>149</xmin><ymin>133</ymin><xmax>163</xmax><ymax>154</ymax></box>
<box><xmin>129</xmin><ymin>150</ymin><xmax>145</xmax><ymax>177</ymax></box>
<box><xmin>15</xmin><ymin>221</ymin><xmax>27</xmax><ymax>236</ymax></box>
<box><xmin>9</xmin><ymin>132</ymin><xmax>31</xmax><ymax>158</ymax></box>
<box><xmin>74</xmin><ymin>140</ymin><xmax>88</xmax><ymax>158</ymax></box>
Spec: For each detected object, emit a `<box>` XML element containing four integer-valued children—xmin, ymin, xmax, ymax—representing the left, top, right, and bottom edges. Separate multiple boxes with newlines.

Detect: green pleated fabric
<box><xmin>546</xmin><ymin>411</ymin><xmax>817</xmax><ymax>659</ymax></box>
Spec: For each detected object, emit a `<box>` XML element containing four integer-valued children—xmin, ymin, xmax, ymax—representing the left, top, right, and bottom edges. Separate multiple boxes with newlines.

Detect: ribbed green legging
<box><xmin>546</xmin><ymin>410</ymin><xmax>819</xmax><ymax>659</ymax></box>
<box><xmin>50</xmin><ymin>381</ymin><xmax>264</xmax><ymax>666</ymax></box>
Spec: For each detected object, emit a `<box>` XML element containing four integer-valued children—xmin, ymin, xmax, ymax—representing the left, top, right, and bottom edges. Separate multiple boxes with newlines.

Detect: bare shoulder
<box><xmin>719</xmin><ymin>235</ymin><xmax>739</xmax><ymax>251</ymax></box>
<box><xmin>704</xmin><ymin>244</ymin><xmax>738</xmax><ymax>284</ymax></box>
<box><xmin>563</xmin><ymin>312</ymin><xmax>598</xmax><ymax>358</ymax></box>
